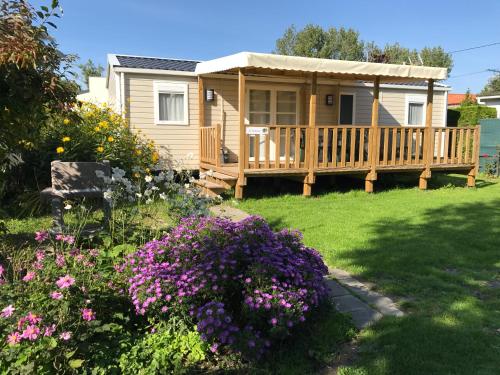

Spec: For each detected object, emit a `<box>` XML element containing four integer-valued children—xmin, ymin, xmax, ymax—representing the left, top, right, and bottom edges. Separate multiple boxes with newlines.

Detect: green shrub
<box><xmin>448</xmin><ymin>104</ymin><xmax>497</xmax><ymax>127</ymax></box>
<box><xmin>119</xmin><ymin>319</ymin><xmax>208</xmax><ymax>374</ymax></box>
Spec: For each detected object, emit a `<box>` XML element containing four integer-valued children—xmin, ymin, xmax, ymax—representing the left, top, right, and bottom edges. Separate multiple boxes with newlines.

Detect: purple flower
<box><xmin>81</xmin><ymin>308</ymin><xmax>95</xmax><ymax>321</ymax></box>
<box><xmin>50</xmin><ymin>291</ymin><xmax>63</xmax><ymax>300</ymax></box>
<box><xmin>6</xmin><ymin>332</ymin><xmax>20</xmax><ymax>345</ymax></box>
<box><xmin>22</xmin><ymin>271</ymin><xmax>35</xmax><ymax>282</ymax></box>
<box><xmin>21</xmin><ymin>325</ymin><xmax>40</xmax><ymax>341</ymax></box>
<box><xmin>44</xmin><ymin>324</ymin><xmax>56</xmax><ymax>337</ymax></box>
<box><xmin>59</xmin><ymin>331</ymin><xmax>71</xmax><ymax>341</ymax></box>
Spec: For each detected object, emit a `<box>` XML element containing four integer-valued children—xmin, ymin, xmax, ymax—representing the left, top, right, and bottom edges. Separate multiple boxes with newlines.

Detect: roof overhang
<box><xmin>195</xmin><ymin>52</ymin><xmax>448</xmax><ymax>83</ymax></box>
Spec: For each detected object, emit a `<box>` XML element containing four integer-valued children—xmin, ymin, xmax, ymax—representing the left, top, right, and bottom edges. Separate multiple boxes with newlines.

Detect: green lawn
<box><xmin>236</xmin><ymin>174</ymin><xmax>500</xmax><ymax>375</ymax></box>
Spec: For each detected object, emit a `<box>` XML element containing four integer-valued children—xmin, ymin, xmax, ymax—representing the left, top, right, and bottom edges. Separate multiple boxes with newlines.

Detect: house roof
<box><xmin>195</xmin><ymin>52</ymin><xmax>448</xmax><ymax>82</ymax></box>
<box><xmin>448</xmin><ymin>93</ymin><xmax>476</xmax><ymax>106</ymax></box>
<box><xmin>112</xmin><ymin>55</ymin><xmax>199</xmax><ymax>72</ymax></box>
<box><xmin>477</xmin><ymin>93</ymin><xmax>500</xmax><ymax>99</ymax></box>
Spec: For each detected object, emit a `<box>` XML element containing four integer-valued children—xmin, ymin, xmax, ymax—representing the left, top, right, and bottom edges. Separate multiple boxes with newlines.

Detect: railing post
<box><xmin>235</xmin><ymin>69</ymin><xmax>246</xmax><ymax>199</ymax></box>
<box><xmin>420</xmin><ymin>79</ymin><xmax>434</xmax><ymax>190</ymax></box>
<box><xmin>366</xmin><ymin>76</ymin><xmax>380</xmax><ymax>193</ymax></box>
<box><xmin>215</xmin><ymin>123</ymin><xmax>221</xmax><ymax>167</ymax></box>
<box><xmin>468</xmin><ymin>125</ymin><xmax>481</xmax><ymax>187</ymax></box>
<box><xmin>304</xmin><ymin>72</ymin><xmax>317</xmax><ymax>196</ymax></box>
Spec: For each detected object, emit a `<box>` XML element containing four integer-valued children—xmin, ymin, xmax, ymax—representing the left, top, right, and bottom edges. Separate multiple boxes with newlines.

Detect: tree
<box><xmin>274</xmin><ymin>24</ymin><xmax>453</xmax><ymax>73</ymax></box>
<box><xmin>274</xmin><ymin>24</ymin><xmax>365</xmax><ymax>61</ymax></box>
<box><xmin>78</xmin><ymin>58</ymin><xmax>104</xmax><ymax>89</ymax></box>
<box><xmin>0</xmin><ymin>0</ymin><xmax>77</xmax><ymax>189</ymax></box>
<box><xmin>480</xmin><ymin>73</ymin><xmax>500</xmax><ymax>95</ymax></box>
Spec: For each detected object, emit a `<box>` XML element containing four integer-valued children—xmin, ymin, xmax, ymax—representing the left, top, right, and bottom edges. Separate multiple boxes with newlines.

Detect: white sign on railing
<box><xmin>246</xmin><ymin>127</ymin><xmax>269</xmax><ymax>136</ymax></box>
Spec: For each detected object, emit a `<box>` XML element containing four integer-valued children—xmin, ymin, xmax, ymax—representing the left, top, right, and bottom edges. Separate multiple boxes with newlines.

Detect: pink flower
<box><xmin>44</xmin><ymin>324</ymin><xmax>56</xmax><ymax>337</ymax></box>
<box><xmin>22</xmin><ymin>271</ymin><xmax>35</xmax><ymax>282</ymax></box>
<box><xmin>59</xmin><ymin>331</ymin><xmax>71</xmax><ymax>341</ymax></box>
<box><xmin>64</xmin><ymin>235</ymin><xmax>75</xmax><ymax>244</ymax></box>
<box><xmin>81</xmin><ymin>308</ymin><xmax>95</xmax><ymax>321</ymax></box>
<box><xmin>50</xmin><ymin>291</ymin><xmax>63</xmax><ymax>300</ymax></box>
<box><xmin>34</xmin><ymin>231</ymin><xmax>49</xmax><ymax>243</ymax></box>
<box><xmin>55</xmin><ymin>234</ymin><xmax>64</xmax><ymax>241</ymax></box>
<box><xmin>56</xmin><ymin>275</ymin><xmax>75</xmax><ymax>289</ymax></box>
<box><xmin>55</xmin><ymin>254</ymin><xmax>66</xmax><ymax>267</ymax></box>
<box><xmin>0</xmin><ymin>264</ymin><xmax>4</xmax><ymax>276</ymax></box>
<box><xmin>26</xmin><ymin>312</ymin><xmax>41</xmax><ymax>324</ymax></box>
<box><xmin>1</xmin><ymin>305</ymin><xmax>15</xmax><ymax>318</ymax></box>
<box><xmin>21</xmin><ymin>325</ymin><xmax>40</xmax><ymax>341</ymax></box>
<box><xmin>6</xmin><ymin>332</ymin><xmax>20</xmax><ymax>345</ymax></box>
<box><xmin>35</xmin><ymin>251</ymin><xmax>45</xmax><ymax>261</ymax></box>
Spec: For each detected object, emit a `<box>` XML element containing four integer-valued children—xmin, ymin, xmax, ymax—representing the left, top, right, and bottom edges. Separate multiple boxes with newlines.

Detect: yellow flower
<box><xmin>135</xmin><ymin>149</ymin><xmax>142</xmax><ymax>156</ymax></box>
<box><xmin>145</xmin><ymin>168</ymin><xmax>150</xmax><ymax>173</ymax></box>
<box><xmin>97</xmin><ymin>146</ymin><xmax>104</xmax><ymax>153</ymax></box>
<box><xmin>152</xmin><ymin>151</ymin><xmax>159</xmax><ymax>163</ymax></box>
<box><xmin>94</xmin><ymin>126</ymin><xmax>100</xmax><ymax>132</ymax></box>
<box><xmin>63</xmin><ymin>118</ymin><xmax>70</xmax><ymax>125</ymax></box>
<box><xmin>99</xmin><ymin>121</ymin><xmax>109</xmax><ymax>128</ymax></box>
<box><xmin>62</xmin><ymin>136</ymin><xmax>71</xmax><ymax>142</ymax></box>
<box><xmin>133</xmin><ymin>172</ymin><xmax>140</xmax><ymax>178</ymax></box>
<box><xmin>56</xmin><ymin>147</ymin><xmax>64</xmax><ymax>154</ymax></box>
<box><xmin>107</xmin><ymin>136</ymin><xmax>114</xmax><ymax>142</ymax></box>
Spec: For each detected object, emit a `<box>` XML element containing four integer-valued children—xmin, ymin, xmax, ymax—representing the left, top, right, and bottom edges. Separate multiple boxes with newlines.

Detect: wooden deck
<box><xmin>200</xmin><ymin>124</ymin><xmax>480</xmax><ymax>197</ymax></box>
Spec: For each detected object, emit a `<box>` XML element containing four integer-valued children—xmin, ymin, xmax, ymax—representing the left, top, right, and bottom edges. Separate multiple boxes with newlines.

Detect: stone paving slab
<box><xmin>350</xmin><ymin>308</ymin><xmax>383</xmax><ymax>329</ymax></box>
<box><xmin>210</xmin><ymin>205</ymin><xmax>250</xmax><ymax>222</ymax></box>
<box><xmin>332</xmin><ymin>294</ymin><xmax>371</xmax><ymax>313</ymax></box>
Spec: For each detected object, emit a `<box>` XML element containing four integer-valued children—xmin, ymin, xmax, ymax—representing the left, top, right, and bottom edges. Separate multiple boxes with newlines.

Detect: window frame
<box><xmin>405</xmin><ymin>94</ymin><xmax>427</xmax><ymax>126</ymax></box>
<box><xmin>153</xmin><ymin>81</ymin><xmax>189</xmax><ymax>126</ymax></box>
<box><xmin>245</xmin><ymin>84</ymin><xmax>300</xmax><ymax>126</ymax></box>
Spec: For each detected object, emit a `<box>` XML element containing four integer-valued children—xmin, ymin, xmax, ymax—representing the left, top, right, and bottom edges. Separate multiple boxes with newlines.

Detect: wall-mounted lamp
<box><xmin>326</xmin><ymin>94</ymin><xmax>334</xmax><ymax>106</ymax></box>
<box><xmin>205</xmin><ymin>89</ymin><xmax>215</xmax><ymax>102</ymax></box>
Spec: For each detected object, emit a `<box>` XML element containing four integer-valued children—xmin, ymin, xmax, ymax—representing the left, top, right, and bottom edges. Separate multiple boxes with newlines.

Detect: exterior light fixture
<box><xmin>326</xmin><ymin>94</ymin><xmax>334</xmax><ymax>106</ymax></box>
<box><xmin>206</xmin><ymin>89</ymin><xmax>215</xmax><ymax>102</ymax></box>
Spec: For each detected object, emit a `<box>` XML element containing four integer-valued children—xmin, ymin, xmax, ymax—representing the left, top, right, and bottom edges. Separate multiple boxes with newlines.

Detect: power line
<box><xmin>447</xmin><ymin>70</ymin><xmax>490</xmax><ymax>79</ymax></box>
<box><xmin>448</xmin><ymin>42</ymin><xmax>500</xmax><ymax>54</ymax></box>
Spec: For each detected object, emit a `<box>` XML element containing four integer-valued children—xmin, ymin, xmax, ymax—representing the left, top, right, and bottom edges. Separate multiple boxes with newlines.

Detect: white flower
<box><xmin>151</xmin><ymin>186</ymin><xmax>159</xmax><ymax>191</ymax></box>
<box><xmin>144</xmin><ymin>189</ymin><xmax>152</xmax><ymax>197</ymax></box>
<box><xmin>103</xmin><ymin>190</ymin><xmax>113</xmax><ymax>200</ymax></box>
<box><xmin>145</xmin><ymin>198</ymin><xmax>153</xmax><ymax>205</ymax></box>
<box><xmin>184</xmin><ymin>183</ymin><xmax>190</xmax><ymax>189</ymax></box>
<box><xmin>135</xmin><ymin>193</ymin><xmax>142</xmax><ymax>198</ymax></box>
<box><xmin>64</xmin><ymin>204</ymin><xmax>72</xmax><ymax>210</ymax></box>
<box><xmin>186</xmin><ymin>152</ymin><xmax>194</xmax><ymax>160</ymax></box>
<box><xmin>207</xmin><ymin>169</ymin><xmax>214</xmax><ymax>177</ymax></box>
<box><xmin>145</xmin><ymin>175</ymin><xmax>153</xmax><ymax>183</ymax></box>
<box><xmin>159</xmin><ymin>193</ymin><xmax>167</xmax><ymax>200</ymax></box>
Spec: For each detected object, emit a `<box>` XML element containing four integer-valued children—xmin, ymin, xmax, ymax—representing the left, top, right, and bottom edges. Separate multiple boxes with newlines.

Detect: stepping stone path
<box><xmin>210</xmin><ymin>204</ymin><xmax>404</xmax><ymax>329</ymax></box>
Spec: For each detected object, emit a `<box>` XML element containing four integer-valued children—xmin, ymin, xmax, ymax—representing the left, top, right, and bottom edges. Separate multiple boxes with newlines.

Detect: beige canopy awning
<box><xmin>195</xmin><ymin>52</ymin><xmax>448</xmax><ymax>82</ymax></box>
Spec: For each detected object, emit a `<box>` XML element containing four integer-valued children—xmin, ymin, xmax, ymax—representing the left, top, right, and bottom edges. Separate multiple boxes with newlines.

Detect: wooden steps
<box><xmin>194</xmin><ymin>171</ymin><xmax>237</xmax><ymax>197</ymax></box>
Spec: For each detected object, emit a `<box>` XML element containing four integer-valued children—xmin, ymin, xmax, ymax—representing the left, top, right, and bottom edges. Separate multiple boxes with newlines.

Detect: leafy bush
<box><xmin>39</xmin><ymin>102</ymin><xmax>160</xmax><ymax>177</ymax></box>
<box><xmin>118</xmin><ymin>318</ymin><xmax>207</xmax><ymax>374</ymax></box>
<box><xmin>122</xmin><ymin>216</ymin><xmax>330</xmax><ymax>357</ymax></box>
<box><xmin>448</xmin><ymin>105</ymin><xmax>497</xmax><ymax>127</ymax></box>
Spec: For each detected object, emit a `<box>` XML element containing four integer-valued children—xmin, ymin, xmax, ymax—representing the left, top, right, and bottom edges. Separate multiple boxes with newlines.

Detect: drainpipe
<box><xmin>120</xmin><ymin>72</ymin><xmax>125</xmax><ymax>118</ymax></box>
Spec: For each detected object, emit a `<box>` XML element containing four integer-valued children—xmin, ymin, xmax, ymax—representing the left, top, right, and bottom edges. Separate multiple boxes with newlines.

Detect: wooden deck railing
<box><xmin>244</xmin><ymin>125</ymin><xmax>308</xmax><ymax>170</ymax></box>
<box><xmin>200</xmin><ymin>124</ymin><xmax>481</xmax><ymax>173</ymax></box>
<box><xmin>200</xmin><ymin>124</ymin><xmax>221</xmax><ymax>166</ymax></box>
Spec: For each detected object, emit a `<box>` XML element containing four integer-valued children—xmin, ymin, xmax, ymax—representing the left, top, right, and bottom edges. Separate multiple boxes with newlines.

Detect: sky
<box><xmin>33</xmin><ymin>0</ymin><xmax>500</xmax><ymax>93</ymax></box>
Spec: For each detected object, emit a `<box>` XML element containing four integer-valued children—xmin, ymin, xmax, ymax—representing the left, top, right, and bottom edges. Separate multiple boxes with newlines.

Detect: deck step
<box><xmin>204</xmin><ymin>171</ymin><xmax>237</xmax><ymax>189</ymax></box>
<box><xmin>193</xmin><ymin>179</ymin><xmax>227</xmax><ymax>197</ymax></box>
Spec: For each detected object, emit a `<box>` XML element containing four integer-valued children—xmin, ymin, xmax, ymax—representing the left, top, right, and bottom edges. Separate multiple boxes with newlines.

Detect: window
<box><xmin>249</xmin><ymin>90</ymin><xmax>271</xmax><ymax>125</ymax></box>
<box><xmin>276</xmin><ymin>91</ymin><xmax>297</xmax><ymax>125</ymax></box>
<box><xmin>154</xmin><ymin>81</ymin><xmax>189</xmax><ymax>125</ymax></box>
<box><xmin>408</xmin><ymin>102</ymin><xmax>424</xmax><ymax>125</ymax></box>
<box><xmin>405</xmin><ymin>95</ymin><xmax>426</xmax><ymax>126</ymax></box>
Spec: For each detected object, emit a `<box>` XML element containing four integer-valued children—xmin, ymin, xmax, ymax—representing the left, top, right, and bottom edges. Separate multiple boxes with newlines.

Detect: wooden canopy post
<box><xmin>198</xmin><ymin>76</ymin><xmax>205</xmax><ymax>170</ymax></box>
<box><xmin>419</xmin><ymin>79</ymin><xmax>434</xmax><ymax>190</ymax></box>
<box><xmin>235</xmin><ymin>69</ymin><xmax>246</xmax><ymax>199</ymax></box>
<box><xmin>304</xmin><ymin>72</ymin><xmax>317</xmax><ymax>196</ymax></box>
<box><xmin>366</xmin><ymin>76</ymin><xmax>380</xmax><ymax>193</ymax></box>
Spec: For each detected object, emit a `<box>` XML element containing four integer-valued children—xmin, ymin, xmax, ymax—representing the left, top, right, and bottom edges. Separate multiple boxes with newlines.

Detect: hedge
<box><xmin>447</xmin><ymin>105</ymin><xmax>497</xmax><ymax>127</ymax></box>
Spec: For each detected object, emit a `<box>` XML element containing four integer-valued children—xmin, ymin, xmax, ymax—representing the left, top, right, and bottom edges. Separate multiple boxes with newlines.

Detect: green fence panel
<box><xmin>479</xmin><ymin>119</ymin><xmax>500</xmax><ymax>171</ymax></box>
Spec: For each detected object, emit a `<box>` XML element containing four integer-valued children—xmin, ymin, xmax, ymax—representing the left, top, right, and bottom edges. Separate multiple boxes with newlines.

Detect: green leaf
<box><xmin>69</xmin><ymin>359</ymin><xmax>84</xmax><ymax>368</ymax></box>
<box><xmin>40</xmin><ymin>5</ymin><xmax>49</xmax><ymax>12</ymax></box>
<box><xmin>65</xmin><ymin>349</ymin><xmax>77</xmax><ymax>359</ymax></box>
<box><xmin>51</xmin><ymin>0</ymin><xmax>59</xmax><ymax>8</ymax></box>
<box><xmin>47</xmin><ymin>21</ymin><xmax>57</xmax><ymax>29</ymax></box>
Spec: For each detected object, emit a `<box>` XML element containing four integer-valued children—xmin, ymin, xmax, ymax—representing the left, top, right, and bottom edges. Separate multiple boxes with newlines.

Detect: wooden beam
<box><xmin>198</xmin><ymin>76</ymin><xmax>205</xmax><ymax>169</ymax></box>
<box><xmin>304</xmin><ymin>72</ymin><xmax>317</xmax><ymax>196</ymax></box>
<box><xmin>366</xmin><ymin>76</ymin><xmax>380</xmax><ymax>192</ymax></box>
<box><xmin>236</xmin><ymin>69</ymin><xmax>246</xmax><ymax>199</ymax></box>
<box><xmin>420</xmin><ymin>79</ymin><xmax>434</xmax><ymax>190</ymax></box>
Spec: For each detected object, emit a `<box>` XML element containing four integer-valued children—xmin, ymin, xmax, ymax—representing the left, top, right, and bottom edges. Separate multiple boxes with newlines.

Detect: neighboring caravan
<box><xmin>102</xmin><ymin>52</ymin><xmax>480</xmax><ymax>198</ymax></box>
